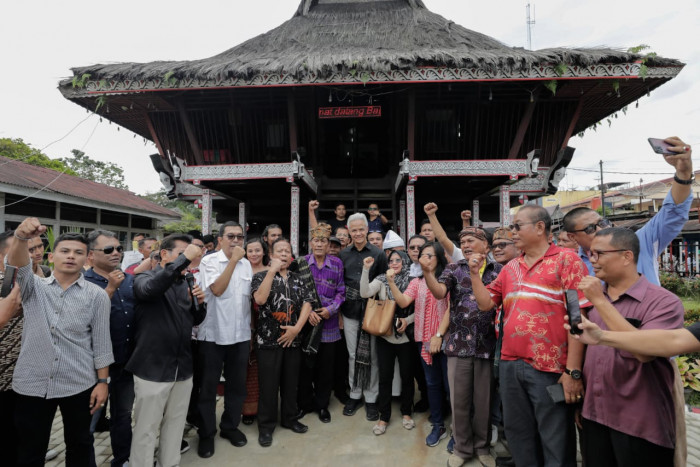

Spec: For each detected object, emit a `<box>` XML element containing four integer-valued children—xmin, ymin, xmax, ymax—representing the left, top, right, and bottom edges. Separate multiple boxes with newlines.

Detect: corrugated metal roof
<box><xmin>0</xmin><ymin>156</ymin><xmax>180</xmax><ymax>219</ymax></box>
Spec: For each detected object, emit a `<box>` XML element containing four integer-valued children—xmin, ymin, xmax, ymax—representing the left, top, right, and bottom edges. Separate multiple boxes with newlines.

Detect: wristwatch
<box><xmin>97</xmin><ymin>378</ymin><xmax>110</xmax><ymax>385</ymax></box>
<box><xmin>436</xmin><ymin>332</ymin><xmax>443</xmax><ymax>339</ymax></box>
<box><xmin>564</xmin><ymin>368</ymin><xmax>582</xmax><ymax>380</ymax></box>
<box><xmin>674</xmin><ymin>174</ymin><xmax>695</xmax><ymax>185</ymax></box>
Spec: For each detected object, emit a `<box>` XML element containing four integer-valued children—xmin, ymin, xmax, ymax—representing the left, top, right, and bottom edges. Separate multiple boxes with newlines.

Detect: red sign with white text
<box><xmin>318</xmin><ymin>106</ymin><xmax>382</xmax><ymax>119</ymax></box>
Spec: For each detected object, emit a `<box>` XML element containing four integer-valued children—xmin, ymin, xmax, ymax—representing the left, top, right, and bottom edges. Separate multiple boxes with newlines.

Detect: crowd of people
<box><xmin>0</xmin><ymin>137</ymin><xmax>697</xmax><ymax>467</ymax></box>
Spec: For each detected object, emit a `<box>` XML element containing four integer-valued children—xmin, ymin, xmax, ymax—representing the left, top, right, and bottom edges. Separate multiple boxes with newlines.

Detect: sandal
<box><xmin>402</xmin><ymin>417</ymin><xmax>415</xmax><ymax>430</ymax></box>
<box><xmin>372</xmin><ymin>423</ymin><xmax>387</xmax><ymax>436</ymax></box>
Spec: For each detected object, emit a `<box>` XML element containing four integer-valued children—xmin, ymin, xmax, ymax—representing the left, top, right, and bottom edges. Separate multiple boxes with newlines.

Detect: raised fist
<box><xmin>309</xmin><ymin>200</ymin><xmax>320</xmax><ymax>211</ymax></box>
<box><xmin>269</xmin><ymin>258</ymin><xmax>283</xmax><ymax>272</ymax></box>
<box><xmin>461</xmin><ymin>210</ymin><xmax>472</xmax><ymax>221</ymax></box>
<box><xmin>385</xmin><ymin>269</ymin><xmax>396</xmax><ymax>281</ymax></box>
<box><xmin>232</xmin><ymin>245</ymin><xmax>246</xmax><ymax>262</ymax></box>
<box><xmin>15</xmin><ymin>217</ymin><xmax>46</xmax><ymax>240</ymax></box>
<box><xmin>424</xmin><ymin>202</ymin><xmax>438</xmax><ymax>216</ymax></box>
<box><xmin>184</xmin><ymin>244</ymin><xmax>203</xmax><ymax>261</ymax></box>
<box><xmin>363</xmin><ymin>257</ymin><xmax>375</xmax><ymax>269</ymax></box>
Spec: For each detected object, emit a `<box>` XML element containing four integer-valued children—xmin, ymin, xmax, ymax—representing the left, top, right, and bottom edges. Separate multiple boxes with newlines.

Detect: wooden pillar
<box><xmin>55</xmin><ymin>201</ymin><xmax>61</xmax><ymax>234</ymax></box>
<box><xmin>399</xmin><ymin>199</ymin><xmax>407</xmax><ymax>241</ymax></box>
<box><xmin>407</xmin><ymin>90</ymin><xmax>415</xmax><ymax>160</ymax></box>
<box><xmin>290</xmin><ymin>185</ymin><xmax>300</xmax><ymax>256</ymax></box>
<box><xmin>288</xmin><ymin>92</ymin><xmax>298</xmax><ymax>153</ymax></box>
<box><xmin>96</xmin><ymin>208</ymin><xmax>102</xmax><ymax>229</ymax></box>
<box><xmin>472</xmin><ymin>200</ymin><xmax>480</xmax><ymax>228</ymax></box>
<box><xmin>500</xmin><ymin>185</ymin><xmax>511</xmax><ymax>227</ymax></box>
<box><xmin>238</xmin><ymin>202</ymin><xmax>246</xmax><ymax>233</ymax></box>
<box><xmin>406</xmin><ymin>184</ymin><xmax>416</xmax><ymax>238</ymax></box>
<box><xmin>201</xmin><ymin>189</ymin><xmax>212</xmax><ymax>234</ymax></box>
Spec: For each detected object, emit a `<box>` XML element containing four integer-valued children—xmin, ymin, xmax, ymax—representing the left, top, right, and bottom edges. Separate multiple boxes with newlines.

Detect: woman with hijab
<box><xmin>360</xmin><ymin>250</ymin><xmax>415</xmax><ymax>436</ymax></box>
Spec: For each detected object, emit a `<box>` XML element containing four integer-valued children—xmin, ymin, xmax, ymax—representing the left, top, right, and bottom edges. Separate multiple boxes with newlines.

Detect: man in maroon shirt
<box><xmin>578</xmin><ymin>227</ymin><xmax>683</xmax><ymax>465</ymax></box>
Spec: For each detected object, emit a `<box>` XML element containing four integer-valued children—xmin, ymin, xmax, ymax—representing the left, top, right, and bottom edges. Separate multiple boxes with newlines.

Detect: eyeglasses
<box><xmin>92</xmin><ymin>246</ymin><xmax>124</xmax><ymax>254</ymax></box>
<box><xmin>389</xmin><ymin>258</ymin><xmax>403</xmax><ymax>264</ymax></box>
<box><xmin>193</xmin><ymin>243</ymin><xmax>206</xmax><ymax>250</ymax></box>
<box><xmin>492</xmin><ymin>242</ymin><xmax>514</xmax><ymax>250</ymax></box>
<box><xmin>368</xmin><ymin>207</ymin><xmax>378</xmax><ymax>211</ymax></box>
<box><xmin>420</xmin><ymin>253</ymin><xmax>435</xmax><ymax>259</ymax></box>
<box><xmin>588</xmin><ymin>249</ymin><xmax>630</xmax><ymax>261</ymax></box>
<box><xmin>336</xmin><ymin>233</ymin><xmax>349</xmax><ymax>238</ymax></box>
<box><xmin>408</xmin><ymin>245</ymin><xmax>422</xmax><ymax>250</ymax></box>
<box><xmin>509</xmin><ymin>222</ymin><xmax>536</xmax><ymax>232</ymax></box>
<box><xmin>223</xmin><ymin>234</ymin><xmax>245</xmax><ymax>241</ymax></box>
<box><xmin>570</xmin><ymin>218</ymin><xmax>612</xmax><ymax>235</ymax></box>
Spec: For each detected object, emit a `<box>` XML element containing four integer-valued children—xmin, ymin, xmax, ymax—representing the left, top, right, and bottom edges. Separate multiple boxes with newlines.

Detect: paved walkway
<box><xmin>44</xmin><ymin>398</ymin><xmax>700</xmax><ymax>466</ymax></box>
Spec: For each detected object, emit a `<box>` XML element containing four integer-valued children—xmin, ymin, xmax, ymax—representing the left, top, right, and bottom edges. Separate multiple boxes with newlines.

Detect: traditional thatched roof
<box><xmin>64</xmin><ymin>0</ymin><xmax>681</xmax><ymax>84</ymax></box>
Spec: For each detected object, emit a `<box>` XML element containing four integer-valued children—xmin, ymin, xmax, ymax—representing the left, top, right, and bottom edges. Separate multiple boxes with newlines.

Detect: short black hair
<box><xmin>160</xmin><ymin>233</ymin><xmax>192</xmax><ymax>252</ymax></box>
<box><xmin>187</xmin><ymin>230</ymin><xmax>203</xmax><ymax>241</ymax></box>
<box><xmin>420</xmin><ymin>219</ymin><xmax>431</xmax><ymax>227</ymax></box>
<box><xmin>138</xmin><ymin>237</ymin><xmax>157</xmax><ymax>249</ymax></box>
<box><xmin>368</xmin><ymin>230</ymin><xmax>385</xmax><ymax>239</ymax></box>
<box><xmin>562</xmin><ymin>207</ymin><xmax>594</xmax><ymax>233</ymax></box>
<box><xmin>595</xmin><ymin>227</ymin><xmax>640</xmax><ymax>264</ymax></box>
<box><xmin>86</xmin><ymin>229</ymin><xmax>118</xmax><ymax>250</ymax></box>
<box><xmin>408</xmin><ymin>234</ymin><xmax>428</xmax><ymax>245</ymax></box>
<box><xmin>519</xmin><ymin>205</ymin><xmax>552</xmax><ymax>234</ymax></box>
<box><xmin>54</xmin><ymin>232</ymin><xmax>89</xmax><ymax>250</ymax></box>
<box><xmin>270</xmin><ymin>237</ymin><xmax>292</xmax><ymax>254</ymax></box>
<box><xmin>0</xmin><ymin>230</ymin><xmax>14</xmax><ymax>252</ymax></box>
<box><xmin>263</xmin><ymin>224</ymin><xmax>283</xmax><ymax>240</ymax></box>
<box><xmin>218</xmin><ymin>221</ymin><xmax>242</xmax><ymax>237</ymax></box>
<box><xmin>202</xmin><ymin>234</ymin><xmax>215</xmax><ymax>244</ymax></box>
<box><xmin>419</xmin><ymin>241</ymin><xmax>447</xmax><ymax>278</ymax></box>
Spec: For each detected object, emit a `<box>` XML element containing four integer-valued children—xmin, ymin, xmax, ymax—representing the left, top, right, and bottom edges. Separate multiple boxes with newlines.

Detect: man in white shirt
<box><xmin>196</xmin><ymin>221</ymin><xmax>253</xmax><ymax>458</ymax></box>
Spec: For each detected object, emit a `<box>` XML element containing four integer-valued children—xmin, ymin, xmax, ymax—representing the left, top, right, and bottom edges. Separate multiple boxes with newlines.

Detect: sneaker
<box><xmin>490</xmin><ymin>424</ymin><xmax>498</xmax><ymax>446</ymax></box>
<box><xmin>446</xmin><ymin>435</ymin><xmax>455</xmax><ymax>453</ymax></box>
<box><xmin>425</xmin><ymin>424</ymin><xmax>447</xmax><ymax>447</ymax></box>
<box><xmin>447</xmin><ymin>453</ymin><xmax>468</xmax><ymax>467</ymax></box>
<box><xmin>478</xmin><ymin>454</ymin><xmax>497</xmax><ymax>467</ymax></box>
<box><xmin>365</xmin><ymin>403</ymin><xmax>379</xmax><ymax>421</ymax></box>
<box><xmin>180</xmin><ymin>439</ymin><xmax>191</xmax><ymax>454</ymax></box>
<box><xmin>45</xmin><ymin>449</ymin><xmax>59</xmax><ymax>461</ymax></box>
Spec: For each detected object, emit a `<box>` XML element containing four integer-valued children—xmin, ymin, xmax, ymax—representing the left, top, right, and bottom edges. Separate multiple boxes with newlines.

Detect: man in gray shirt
<box><xmin>6</xmin><ymin>217</ymin><xmax>113</xmax><ymax>466</ymax></box>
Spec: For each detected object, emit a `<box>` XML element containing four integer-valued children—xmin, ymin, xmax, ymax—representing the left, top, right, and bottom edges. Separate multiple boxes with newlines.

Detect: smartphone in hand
<box><xmin>566</xmin><ymin>289</ymin><xmax>583</xmax><ymax>335</ymax></box>
<box><xmin>0</xmin><ymin>265</ymin><xmax>17</xmax><ymax>298</ymax></box>
<box><xmin>648</xmin><ymin>138</ymin><xmax>678</xmax><ymax>155</ymax></box>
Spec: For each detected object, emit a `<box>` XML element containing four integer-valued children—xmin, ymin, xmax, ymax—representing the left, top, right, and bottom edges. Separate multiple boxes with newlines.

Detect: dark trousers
<box><xmin>447</xmin><ymin>356</ymin><xmax>493</xmax><ymax>458</ymax></box>
<box><xmin>197</xmin><ymin>340</ymin><xmax>249</xmax><ymax>439</ymax></box>
<box><xmin>412</xmin><ymin>339</ymin><xmax>428</xmax><ymax>402</ymax></box>
<box><xmin>299</xmin><ymin>341</ymin><xmax>337</xmax><ymax>411</ymax></box>
<box><xmin>187</xmin><ymin>339</ymin><xmax>203</xmax><ymax>426</ymax></box>
<box><xmin>257</xmin><ymin>347</ymin><xmax>301</xmax><ymax>434</ymax></box>
<box><xmin>15</xmin><ymin>387</ymin><xmax>94</xmax><ymax>467</ymax></box>
<box><xmin>582</xmin><ymin>418</ymin><xmax>674</xmax><ymax>467</ymax></box>
<box><xmin>0</xmin><ymin>389</ymin><xmax>19</xmax><ymax>466</ymax></box>
<box><xmin>419</xmin><ymin>344</ymin><xmax>449</xmax><ymax>425</ymax></box>
<box><xmin>333</xmin><ymin>331</ymin><xmax>350</xmax><ymax>399</ymax></box>
<box><xmin>376</xmin><ymin>338</ymin><xmax>414</xmax><ymax>423</ymax></box>
<box><xmin>499</xmin><ymin>359</ymin><xmax>576</xmax><ymax>467</ymax></box>
<box><xmin>108</xmin><ymin>363</ymin><xmax>135</xmax><ymax>467</ymax></box>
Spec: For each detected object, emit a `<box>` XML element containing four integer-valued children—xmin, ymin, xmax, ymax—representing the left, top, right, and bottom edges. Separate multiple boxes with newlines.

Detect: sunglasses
<box><xmin>93</xmin><ymin>245</ymin><xmax>124</xmax><ymax>254</ymax></box>
<box><xmin>492</xmin><ymin>242</ymin><xmax>514</xmax><ymax>250</ymax></box>
<box><xmin>509</xmin><ymin>222</ymin><xmax>536</xmax><ymax>232</ymax></box>
<box><xmin>570</xmin><ymin>218</ymin><xmax>612</xmax><ymax>235</ymax></box>
<box><xmin>223</xmin><ymin>234</ymin><xmax>245</xmax><ymax>241</ymax></box>
<box><xmin>408</xmin><ymin>245</ymin><xmax>422</xmax><ymax>250</ymax></box>
<box><xmin>368</xmin><ymin>207</ymin><xmax>378</xmax><ymax>211</ymax></box>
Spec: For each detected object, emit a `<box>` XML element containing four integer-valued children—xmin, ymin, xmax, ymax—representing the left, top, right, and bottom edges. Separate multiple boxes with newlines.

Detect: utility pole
<box><xmin>526</xmin><ymin>3</ymin><xmax>536</xmax><ymax>50</ymax></box>
<box><xmin>599</xmin><ymin>160</ymin><xmax>605</xmax><ymax>215</ymax></box>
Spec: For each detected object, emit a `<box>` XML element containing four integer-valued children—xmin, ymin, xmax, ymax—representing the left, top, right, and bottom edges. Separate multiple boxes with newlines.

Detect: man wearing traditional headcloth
<box><xmin>297</xmin><ymin>224</ymin><xmax>346</xmax><ymax>423</ymax></box>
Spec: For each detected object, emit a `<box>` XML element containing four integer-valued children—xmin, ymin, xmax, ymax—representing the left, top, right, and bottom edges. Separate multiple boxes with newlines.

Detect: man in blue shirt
<box><xmin>563</xmin><ymin>137</ymin><xmax>693</xmax><ymax>286</ymax></box>
<box><xmin>85</xmin><ymin>230</ymin><xmax>136</xmax><ymax>467</ymax></box>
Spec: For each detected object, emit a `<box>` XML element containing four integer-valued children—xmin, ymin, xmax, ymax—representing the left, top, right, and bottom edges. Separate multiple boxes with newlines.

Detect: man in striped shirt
<box><xmin>6</xmin><ymin>217</ymin><xmax>113</xmax><ymax>466</ymax></box>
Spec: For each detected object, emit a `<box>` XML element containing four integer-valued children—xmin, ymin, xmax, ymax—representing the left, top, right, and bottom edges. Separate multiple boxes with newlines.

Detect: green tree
<box><xmin>59</xmin><ymin>149</ymin><xmax>129</xmax><ymax>190</ymax></box>
<box><xmin>0</xmin><ymin>138</ymin><xmax>76</xmax><ymax>174</ymax></box>
<box><xmin>140</xmin><ymin>188</ymin><xmax>206</xmax><ymax>233</ymax></box>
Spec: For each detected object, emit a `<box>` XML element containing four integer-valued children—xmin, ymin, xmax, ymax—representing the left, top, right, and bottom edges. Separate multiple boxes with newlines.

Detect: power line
<box><xmin>568</xmin><ymin>167</ymin><xmax>675</xmax><ymax>175</ymax></box>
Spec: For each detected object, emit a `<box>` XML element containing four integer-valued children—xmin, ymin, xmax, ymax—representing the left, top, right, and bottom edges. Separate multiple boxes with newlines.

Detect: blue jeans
<box><xmin>499</xmin><ymin>359</ymin><xmax>576</xmax><ymax>467</ymax></box>
<box><xmin>419</xmin><ymin>344</ymin><xmax>449</xmax><ymax>425</ymax></box>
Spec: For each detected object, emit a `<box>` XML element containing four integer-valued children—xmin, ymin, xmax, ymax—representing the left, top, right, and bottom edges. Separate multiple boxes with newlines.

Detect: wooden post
<box><xmin>177</xmin><ymin>102</ymin><xmax>204</xmax><ymax>165</ymax></box>
<box><xmin>472</xmin><ymin>200</ymin><xmax>480</xmax><ymax>227</ymax></box>
<box><xmin>399</xmin><ymin>199</ymin><xmax>407</xmax><ymax>241</ymax></box>
<box><xmin>500</xmin><ymin>185</ymin><xmax>511</xmax><ymax>227</ymax></box>
<box><xmin>238</xmin><ymin>202</ymin><xmax>246</xmax><ymax>232</ymax></box>
<box><xmin>406</xmin><ymin>184</ymin><xmax>416</xmax><ymax>238</ymax></box>
<box><xmin>407</xmin><ymin>90</ymin><xmax>415</xmax><ymax>160</ymax></box>
<box><xmin>201</xmin><ymin>189</ymin><xmax>212</xmax><ymax>234</ymax></box>
<box><xmin>290</xmin><ymin>185</ymin><xmax>300</xmax><ymax>256</ymax></box>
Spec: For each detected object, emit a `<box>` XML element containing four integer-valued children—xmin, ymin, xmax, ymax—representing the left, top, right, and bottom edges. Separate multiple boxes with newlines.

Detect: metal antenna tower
<box><xmin>526</xmin><ymin>3</ymin><xmax>536</xmax><ymax>50</ymax></box>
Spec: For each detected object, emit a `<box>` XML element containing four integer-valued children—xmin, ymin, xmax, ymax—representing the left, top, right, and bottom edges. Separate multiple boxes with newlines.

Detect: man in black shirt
<box><xmin>127</xmin><ymin>234</ymin><xmax>205</xmax><ymax>467</ymax></box>
<box><xmin>339</xmin><ymin>213</ymin><xmax>388</xmax><ymax>421</ymax></box>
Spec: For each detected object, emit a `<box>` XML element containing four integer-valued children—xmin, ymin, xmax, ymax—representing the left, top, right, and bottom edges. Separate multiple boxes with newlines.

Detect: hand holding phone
<box><xmin>648</xmin><ymin>138</ymin><xmax>678</xmax><ymax>155</ymax></box>
<box><xmin>566</xmin><ymin>289</ymin><xmax>583</xmax><ymax>335</ymax></box>
<box><xmin>0</xmin><ymin>266</ymin><xmax>18</xmax><ymax>298</ymax></box>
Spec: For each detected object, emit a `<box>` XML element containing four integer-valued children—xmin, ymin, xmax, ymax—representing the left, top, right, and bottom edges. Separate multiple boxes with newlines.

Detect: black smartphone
<box><xmin>565</xmin><ymin>289</ymin><xmax>582</xmax><ymax>335</ymax></box>
<box><xmin>546</xmin><ymin>383</ymin><xmax>566</xmax><ymax>404</ymax></box>
<box><xmin>648</xmin><ymin>138</ymin><xmax>678</xmax><ymax>155</ymax></box>
<box><xmin>0</xmin><ymin>265</ymin><xmax>17</xmax><ymax>298</ymax></box>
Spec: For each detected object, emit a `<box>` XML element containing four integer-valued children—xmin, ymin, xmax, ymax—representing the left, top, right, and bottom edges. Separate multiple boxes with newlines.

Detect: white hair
<box><xmin>347</xmin><ymin>213</ymin><xmax>368</xmax><ymax>227</ymax></box>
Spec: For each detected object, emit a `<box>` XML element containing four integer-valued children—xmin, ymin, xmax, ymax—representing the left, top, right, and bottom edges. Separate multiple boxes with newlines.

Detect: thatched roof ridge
<box><xmin>64</xmin><ymin>0</ymin><xmax>682</xmax><ymax>84</ymax></box>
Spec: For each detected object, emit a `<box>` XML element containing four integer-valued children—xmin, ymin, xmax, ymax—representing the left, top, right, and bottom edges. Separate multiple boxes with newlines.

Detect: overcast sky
<box><xmin>1</xmin><ymin>0</ymin><xmax>698</xmax><ymax>195</ymax></box>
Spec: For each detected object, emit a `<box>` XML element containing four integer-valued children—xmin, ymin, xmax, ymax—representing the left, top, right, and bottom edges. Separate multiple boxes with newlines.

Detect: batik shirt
<box><xmin>252</xmin><ymin>270</ymin><xmax>314</xmax><ymax>349</ymax></box>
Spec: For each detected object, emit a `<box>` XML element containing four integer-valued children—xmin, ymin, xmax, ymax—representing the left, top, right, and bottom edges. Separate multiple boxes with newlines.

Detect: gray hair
<box><xmin>87</xmin><ymin>229</ymin><xmax>118</xmax><ymax>250</ymax></box>
<box><xmin>347</xmin><ymin>213</ymin><xmax>368</xmax><ymax>227</ymax></box>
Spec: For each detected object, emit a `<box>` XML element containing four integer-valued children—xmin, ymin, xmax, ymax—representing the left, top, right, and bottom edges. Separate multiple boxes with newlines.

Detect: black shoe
<box><xmin>241</xmin><ymin>414</ymin><xmax>255</xmax><ymax>425</ymax></box>
<box><xmin>296</xmin><ymin>407</ymin><xmax>311</xmax><ymax>420</ymax></box>
<box><xmin>180</xmin><ymin>439</ymin><xmax>191</xmax><ymax>454</ymax></box>
<box><xmin>258</xmin><ymin>432</ymin><xmax>273</xmax><ymax>447</ymax></box>
<box><xmin>413</xmin><ymin>399</ymin><xmax>429</xmax><ymax>413</ymax></box>
<box><xmin>220</xmin><ymin>428</ymin><xmax>247</xmax><ymax>447</ymax></box>
<box><xmin>334</xmin><ymin>392</ymin><xmax>350</xmax><ymax>405</ymax></box>
<box><xmin>365</xmin><ymin>403</ymin><xmax>379</xmax><ymax>421</ymax></box>
<box><xmin>343</xmin><ymin>398</ymin><xmax>363</xmax><ymax>416</ymax></box>
<box><xmin>495</xmin><ymin>456</ymin><xmax>516</xmax><ymax>467</ymax></box>
<box><xmin>197</xmin><ymin>437</ymin><xmax>214</xmax><ymax>458</ymax></box>
<box><xmin>318</xmin><ymin>408</ymin><xmax>331</xmax><ymax>423</ymax></box>
<box><xmin>94</xmin><ymin>415</ymin><xmax>111</xmax><ymax>433</ymax></box>
<box><xmin>281</xmin><ymin>420</ymin><xmax>308</xmax><ymax>433</ymax></box>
